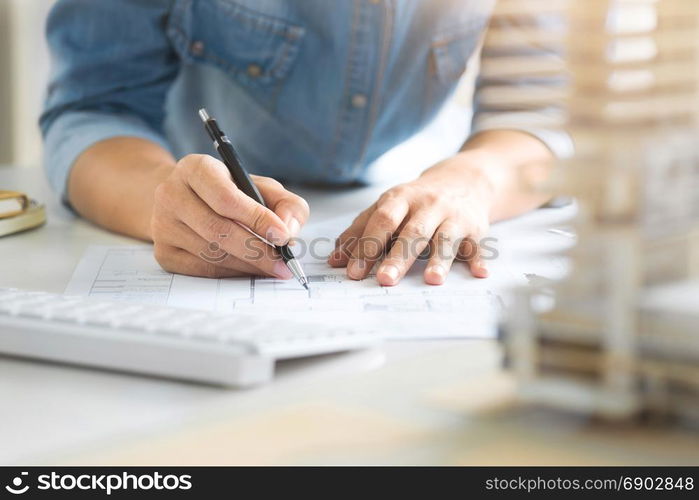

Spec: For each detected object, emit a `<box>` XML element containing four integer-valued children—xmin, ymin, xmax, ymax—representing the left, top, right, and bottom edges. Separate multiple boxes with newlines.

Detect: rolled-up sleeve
<box><xmin>472</xmin><ymin>4</ymin><xmax>573</xmax><ymax>159</ymax></box>
<box><xmin>40</xmin><ymin>0</ymin><xmax>178</xmax><ymax>203</ymax></box>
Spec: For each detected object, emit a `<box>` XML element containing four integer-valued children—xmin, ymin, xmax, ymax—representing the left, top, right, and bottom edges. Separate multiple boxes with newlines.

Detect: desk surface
<box><xmin>1</xmin><ymin>165</ymin><xmax>697</xmax><ymax>466</ymax></box>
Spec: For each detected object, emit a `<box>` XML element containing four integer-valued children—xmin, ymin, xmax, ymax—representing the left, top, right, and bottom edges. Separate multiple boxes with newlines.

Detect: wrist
<box><xmin>152</xmin><ymin>160</ymin><xmax>176</xmax><ymax>186</ymax></box>
<box><xmin>420</xmin><ymin>150</ymin><xmax>498</xmax><ymax>210</ymax></box>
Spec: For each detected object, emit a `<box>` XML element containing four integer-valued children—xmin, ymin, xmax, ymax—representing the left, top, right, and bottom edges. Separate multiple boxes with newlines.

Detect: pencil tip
<box><xmin>303</xmin><ymin>283</ymin><xmax>309</xmax><ymax>290</ymax></box>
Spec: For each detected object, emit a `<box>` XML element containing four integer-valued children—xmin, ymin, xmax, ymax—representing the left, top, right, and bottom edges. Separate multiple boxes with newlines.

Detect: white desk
<box><xmin>1</xmin><ymin>165</ymin><xmax>697</xmax><ymax>466</ymax></box>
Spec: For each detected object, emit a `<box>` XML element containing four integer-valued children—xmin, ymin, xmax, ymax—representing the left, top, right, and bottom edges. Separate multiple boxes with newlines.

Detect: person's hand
<box><xmin>328</xmin><ymin>152</ymin><xmax>494</xmax><ymax>286</ymax></box>
<box><xmin>151</xmin><ymin>154</ymin><xmax>309</xmax><ymax>278</ymax></box>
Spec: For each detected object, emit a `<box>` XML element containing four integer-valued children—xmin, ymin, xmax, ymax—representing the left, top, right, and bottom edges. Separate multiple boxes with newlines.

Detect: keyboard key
<box><xmin>0</xmin><ymin>287</ymin><xmax>377</xmax><ymax>386</ymax></box>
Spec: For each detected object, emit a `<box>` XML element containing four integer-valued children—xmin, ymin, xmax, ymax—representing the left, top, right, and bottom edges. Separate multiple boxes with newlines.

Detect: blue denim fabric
<box><xmin>41</xmin><ymin>0</ymin><xmax>566</xmax><ymax>202</ymax></box>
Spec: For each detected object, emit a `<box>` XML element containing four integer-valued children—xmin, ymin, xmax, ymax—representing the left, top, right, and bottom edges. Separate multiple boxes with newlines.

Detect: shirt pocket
<box><xmin>423</xmin><ymin>19</ymin><xmax>486</xmax><ymax>121</ymax></box>
<box><xmin>167</xmin><ymin>0</ymin><xmax>305</xmax><ymax>109</ymax></box>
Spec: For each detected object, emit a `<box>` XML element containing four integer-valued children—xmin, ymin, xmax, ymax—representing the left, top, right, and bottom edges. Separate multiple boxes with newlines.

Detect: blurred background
<box><xmin>0</xmin><ymin>0</ymin><xmax>55</xmax><ymax>168</ymax></box>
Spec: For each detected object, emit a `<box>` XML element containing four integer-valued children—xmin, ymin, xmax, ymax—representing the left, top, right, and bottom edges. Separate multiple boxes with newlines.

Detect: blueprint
<box><xmin>65</xmin><ymin>210</ymin><xmax>575</xmax><ymax>339</ymax></box>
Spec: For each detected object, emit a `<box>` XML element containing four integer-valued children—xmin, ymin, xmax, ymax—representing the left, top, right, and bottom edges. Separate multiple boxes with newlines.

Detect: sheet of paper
<box><xmin>65</xmin><ymin>210</ymin><xmax>574</xmax><ymax>339</ymax></box>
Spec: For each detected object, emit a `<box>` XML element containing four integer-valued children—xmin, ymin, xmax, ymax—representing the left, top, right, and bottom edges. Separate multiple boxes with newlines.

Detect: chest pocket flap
<box><xmin>430</xmin><ymin>19</ymin><xmax>486</xmax><ymax>83</ymax></box>
<box><xmin>168</xmin><ymin>0</ymin><xmax>305</xmax><ymax>90</ymax></box>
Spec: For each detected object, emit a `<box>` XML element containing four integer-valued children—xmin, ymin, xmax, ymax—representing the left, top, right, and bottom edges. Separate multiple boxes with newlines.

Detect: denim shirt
<box><xmin>41</xmin><ymin>0</ymin><xmax>570</xmax><ymax>202</ymax></box>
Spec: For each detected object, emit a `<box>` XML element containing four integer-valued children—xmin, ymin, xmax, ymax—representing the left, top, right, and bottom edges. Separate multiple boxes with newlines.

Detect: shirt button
<box><xmin>351</xmin><ymin>93</ymin><xmax>368</xmax><ymax>109</ymax></box>
<box><xmin>191</xmin><ymin>41</ymin><xmax>204</xmax><ymax>56</ymax></box>
<box><xmin>247</xmin><ymin>64</ymin><xmax>262</xmax><ymax>78</ymax></box>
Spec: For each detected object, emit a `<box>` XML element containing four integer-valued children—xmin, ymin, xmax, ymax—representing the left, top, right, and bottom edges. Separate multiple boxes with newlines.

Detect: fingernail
<box><xmin>379</xmin><ymin>265</ymin><xmax>399</xmax><ymax>283</ymax></box>
<box><xmin>348</xmin><ymin>259</ymin><xmax>366</xmax><ymax>278</ymax></box>
<box><xmin>273</xmin><ymin>261</ymin><xmax>293</xmax><ymax>279</ymax></box>
<box><xmin>427</xmin><ymin>265</ymin><xmax>445</xmax><ymax>279</ymax></box>
<box><xmin>287</xmin><ymin>217</ymin><xmax>301</xmax><ymax>238</ymax></box>
<box><xmin>266</xmin><ymin>227</ymin><xmax>288</xmax><ymax>246</ymax></box>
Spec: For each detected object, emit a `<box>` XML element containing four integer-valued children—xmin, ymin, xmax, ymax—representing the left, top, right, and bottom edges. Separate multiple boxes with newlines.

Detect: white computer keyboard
<box><xmin>0</xmin><ymin>288</ymin><xmax>379</xmax><ymax>387</ymax></box>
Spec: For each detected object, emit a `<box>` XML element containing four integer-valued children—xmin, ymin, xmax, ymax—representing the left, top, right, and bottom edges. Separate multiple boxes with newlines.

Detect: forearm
<box><xmin>421</xmin><ymin>130</ymin><xmax>555</xmax><ymax>223</ymax></box>
<box><xmin>464</xmin><ymin>130</ymin><xmax>555</xmax><ymax>221</ymax></box>
<box><xmin>67</xmin><ymin>137</ymin><xmax>176</xmax><ymax>240</ymax></box>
